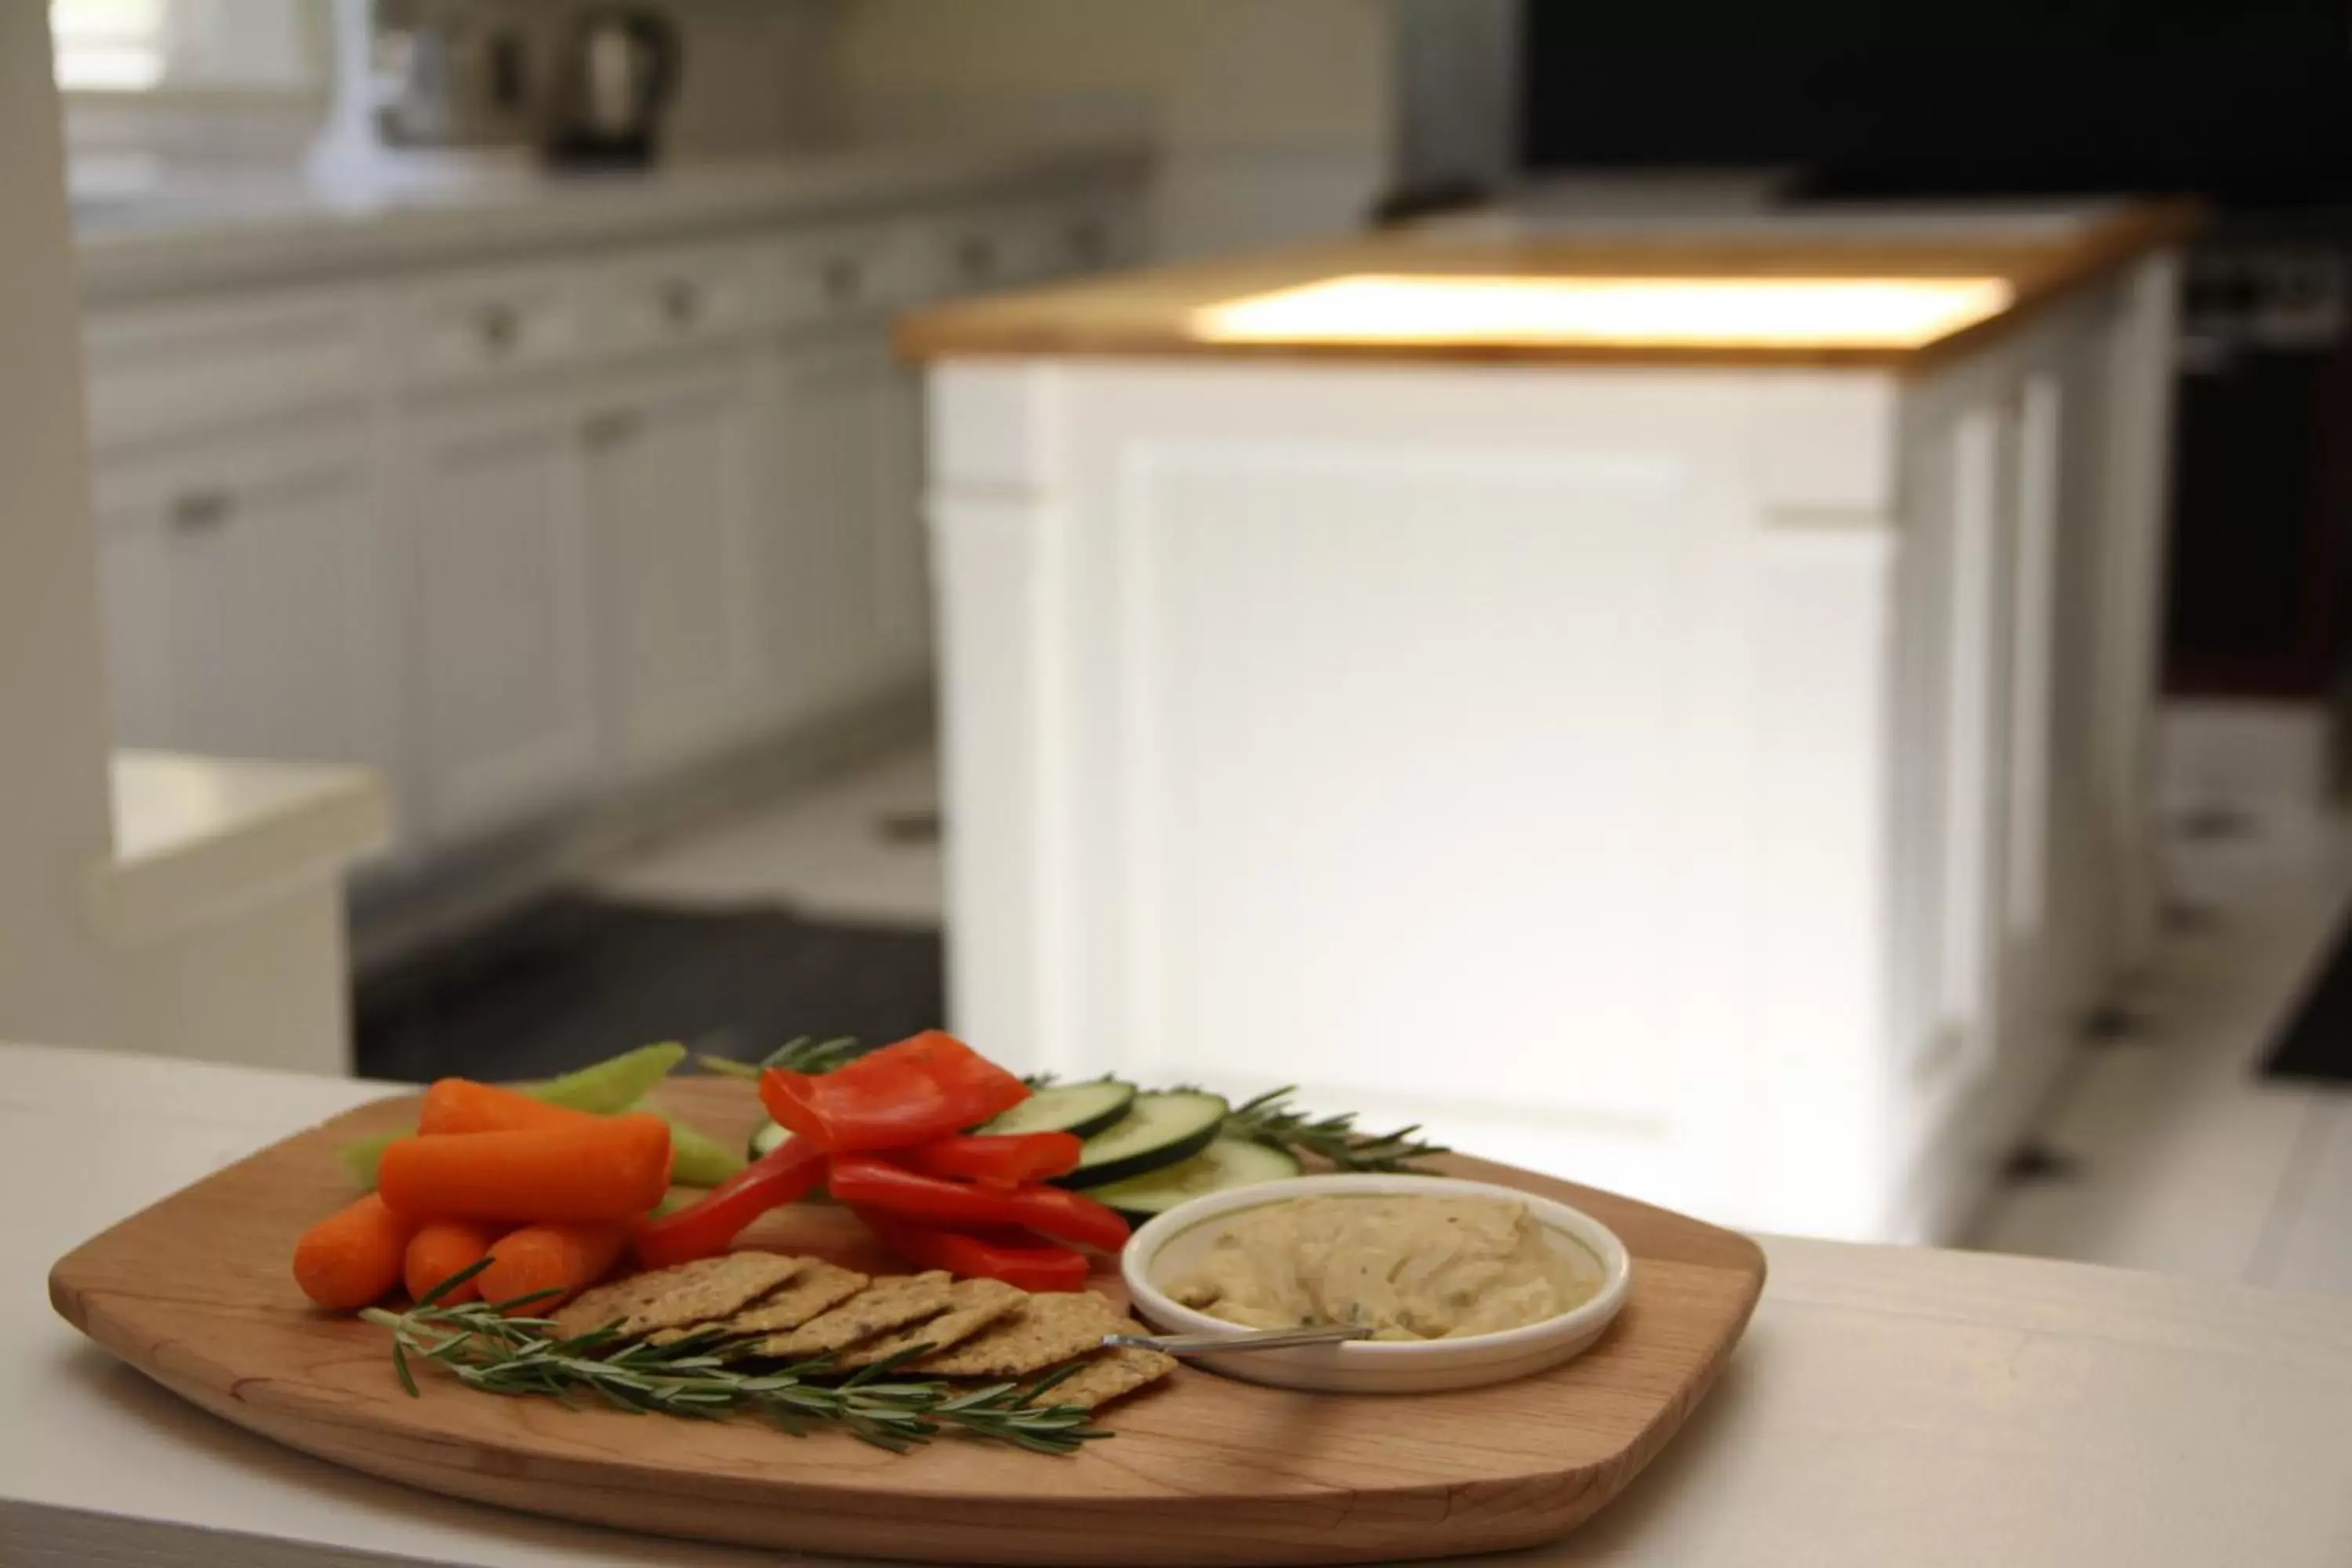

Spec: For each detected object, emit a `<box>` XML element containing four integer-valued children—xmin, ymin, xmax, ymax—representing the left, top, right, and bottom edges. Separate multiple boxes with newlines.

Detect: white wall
<box><xmin>830</xmin><ymin>0</ymin><xmax>1399</xmax><ymax>257</ymax></box>
<box><xmin>0</xmin><ymin>4</ymin><xmax>128</xmax><ymax>1050</ymax></box>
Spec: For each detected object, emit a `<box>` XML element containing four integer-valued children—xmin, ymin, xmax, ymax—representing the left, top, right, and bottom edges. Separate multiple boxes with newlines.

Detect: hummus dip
<box><xmin>1165</xmin><ymin>1193</ymin><xmax>1593</xmax><ymax>1341</ymax></box>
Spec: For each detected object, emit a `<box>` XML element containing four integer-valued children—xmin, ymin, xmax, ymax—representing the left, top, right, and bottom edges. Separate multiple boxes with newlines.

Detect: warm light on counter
<box><xmin>1189</xmin><ymin>274</ymin><xmax>2018</xmax><ymax>350</ymax></box>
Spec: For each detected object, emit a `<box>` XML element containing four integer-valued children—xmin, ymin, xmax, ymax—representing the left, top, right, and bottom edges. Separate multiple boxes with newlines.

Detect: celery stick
<box><xmin>652</xmin><ymin>1107</ymin><xmax>747</xmax><ymax>1187</ymax></box>
<box><xmin>339</xmin><ymin>1129</ymin><xmax>405</xmax><ymax>1189</ymax></box>
<box><xmin>526</xmin><ymin>1041</ymin><xmax>687</xmax><ymax>1114</ymax></box>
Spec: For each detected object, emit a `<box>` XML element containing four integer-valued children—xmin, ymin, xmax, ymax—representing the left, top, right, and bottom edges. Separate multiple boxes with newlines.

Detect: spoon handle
<box><xmin>1103</xmin><ymin>1324</ymin><xmax>1375</xmax><ymax>1357</ymax></box>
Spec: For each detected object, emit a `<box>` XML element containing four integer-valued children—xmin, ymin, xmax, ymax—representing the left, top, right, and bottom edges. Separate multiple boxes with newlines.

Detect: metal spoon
<box><xmin>1102</xmin><ymin>1323</ymin><xmax>1375</xmax><ymax>1357</ymax></box>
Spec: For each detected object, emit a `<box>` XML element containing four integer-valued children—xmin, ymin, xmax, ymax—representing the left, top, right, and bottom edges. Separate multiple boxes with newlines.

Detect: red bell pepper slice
<box><xmin>631</xmin><ymin>1136</ymin><xmax>827</xmax><ymax>1271</ymax></box>
<box><xmin>853</xmin><ymin>1208</ymin><xmax>1093</xmax><ymax>1294</ymax></box>
<box><xmin>894</xmin><ymin>1131</ymin><xmax>1083</xmax><ymax>1189</ymax></box>
<box><xmin>759</xmin><ymin>1030</ymin><xmax>1029</xmax><ymax>1153</ymax></box>
<box><xmin>828</xmin><ymin>1156</ymin><xmax>1132</xmax><ymax>1254</ymax></box>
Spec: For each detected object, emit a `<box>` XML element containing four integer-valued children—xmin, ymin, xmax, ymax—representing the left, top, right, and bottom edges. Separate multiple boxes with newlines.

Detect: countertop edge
<box><xmin>895</xmin><ymin>196</ymin><xmax>2202</xmax><ymax>372</ymax></box>
<box><xmin>77</xmin><ymin>140</ymin><xmax>1156</xmax><ymax>307</ymax></box>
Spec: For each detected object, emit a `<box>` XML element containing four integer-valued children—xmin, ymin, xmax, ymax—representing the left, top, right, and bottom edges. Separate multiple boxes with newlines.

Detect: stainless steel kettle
<box><xmin>545</xmin><ymin>6</ymin><xmax>680</xmax><ymax>168</ymax></box>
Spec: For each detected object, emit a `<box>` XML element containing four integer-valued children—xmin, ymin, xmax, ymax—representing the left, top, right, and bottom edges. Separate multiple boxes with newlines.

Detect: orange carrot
<box><xmin>477</xmin><ymin>1221</ymin><xmax>630</xmax><ymax>1312</ymax></box>
<box><xmin>417</xmin><ymin>1078</ymin><xmax>599</xmax><ymax>1137</ymax></box>
<box><xmin>403</xmin><ymin>1218</ymin><xmax>500</xmax><ymax>1305</ymax></box>
<box><xmin>376</xmin><ymin>1114</ymin><xmax>673</xmax><ymax>1225</ymax></box>
<box><xmin>292</xmin><ymin>1193</ymin><xmax>418</xmax><ymax>1310</ymax></box>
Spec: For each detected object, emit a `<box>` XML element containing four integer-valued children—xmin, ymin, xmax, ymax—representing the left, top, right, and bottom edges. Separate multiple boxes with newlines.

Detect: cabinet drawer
<box><xmin>585</xmin><ymin>244</ymin><xmax>767</xmax><ymax>358</ymax></box>
<box><xmin>398</xmin><ymin>264</ymin><xmax>584</xmax><ymax>388</ymax></box>
<box><xmin>1028</xmin><ymin>194</ymin><xmax>1148</xmax><ymax>277</ymax></box>
<box><xmin>908</xmin><ymin>206</ymin><xmax>1040</xmax><ymax>303</ymax></box>
<box><xmin>770</xmin><ymin>226</ymin><xmax>909</xmax><ymax>330</ymax></box>
<box><xmin>84</xmin><ymin>289</ymin><xmax>376</xmax><ymax>451</ymax></box>
<box><xmin>908</xmin><ymin>197</ymin><xmax>1142</xmax><ymax>302</ymax></box>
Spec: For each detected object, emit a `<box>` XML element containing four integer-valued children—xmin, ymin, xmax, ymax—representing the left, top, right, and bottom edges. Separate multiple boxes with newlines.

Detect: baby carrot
<box><xmin>417</xmin><ymin>1077</ymin><xmax>599</xmax><ymax>1137</ymax></box>
<box><xmin>293</xmin><ymin>1192</ymin><xmax>417</xmax><ymax>1310</ymax></box>
<box><xmin>403</xmin><ymin>1218</ymin><xmax>500</xmax><ymax>1305</ymax></box>
<box><xmin>376</xmin><ymin>1114</ymin><xmax>673</xmax><ymax>1225</ymax></box>
<box><xmin>477</xmin><ymin>1221</ymin><xmax>630</xmax><ymax>1312</ymax></box>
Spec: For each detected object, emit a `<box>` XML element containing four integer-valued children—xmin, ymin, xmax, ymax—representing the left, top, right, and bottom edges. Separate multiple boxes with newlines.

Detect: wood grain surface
<box><xmin>895</xmin><ymin>198</ymin><xmax>2199</xmax><ymax>372</ymax></box>
<box><xmin>49</xmin><ymin>1076</ymin><xmax>1765</xmax><ymax>1566</ymax></box>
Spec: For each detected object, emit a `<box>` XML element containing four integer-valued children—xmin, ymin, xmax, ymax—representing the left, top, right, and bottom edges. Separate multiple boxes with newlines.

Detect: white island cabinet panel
<box><xmin>1119</xmin><ymin>445</ymin><xmax>1694</xmax><ymax>1129</ymax></box>
<box><xmin>405</xmin><ymin>390</ymin><xmax>600</xmax><ymax>842</ymax></box>
<box><xmin>934</xmin><ymin>362</ymin><xmax>1905</xmax><ymax>1234</ymax></box>
<box><xmin>585</xmin><ymin>360</ymin><xmax>767</xmax><ymax>775</ymax></box>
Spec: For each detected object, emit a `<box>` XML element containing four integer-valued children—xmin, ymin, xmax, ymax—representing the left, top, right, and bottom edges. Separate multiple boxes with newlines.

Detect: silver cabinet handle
<box><xmin>169</xmin><ymin>489</ymin><xmax>233</xmax><ymax>534</ymax></box>
<box><xmin>477</xmin><ymin>303</ymin><xmax>520</xmax><ymax>353</ymax></box>
<box><xmin>659</xmin><ymin>279</ymin><xmax>702</xmax><ymax>327</ymax></box>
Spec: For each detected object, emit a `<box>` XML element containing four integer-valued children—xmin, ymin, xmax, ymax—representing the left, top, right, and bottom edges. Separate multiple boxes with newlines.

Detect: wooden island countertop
<box><xmin>896</xmin><ymin>198</ymin><xmax>2198</xmax><ymax>372</ymax></box>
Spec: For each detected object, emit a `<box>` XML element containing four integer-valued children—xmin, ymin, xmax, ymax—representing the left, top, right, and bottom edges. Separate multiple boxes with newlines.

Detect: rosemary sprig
<box><xmin>1223</xmin><ymin>1085</ymin><xmax>1448</xmax><ymax>1173</ymax></box>
<box><xmin>361</xmin><ymin>1261</ymin><xmax>1104</xmax><ymax>1456</ymax></box>
<box><xmin>699</xmin><ymin>1034</ymin><xmax>876</xmax><ymax>1080</ymax></box>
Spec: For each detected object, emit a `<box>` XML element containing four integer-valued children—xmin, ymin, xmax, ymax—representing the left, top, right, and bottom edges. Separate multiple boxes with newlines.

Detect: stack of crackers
<box><xmin>554</xmin><ymin>1254</ymin><xmax>1177</xmax><ymax>1412</ymax></box>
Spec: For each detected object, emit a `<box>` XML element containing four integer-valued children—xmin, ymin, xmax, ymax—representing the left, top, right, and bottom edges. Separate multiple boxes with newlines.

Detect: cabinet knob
<box><xmin>659</xmin><ymin>279</ymin><xmax>702</xmax><ymax>328</ymax></box>
<box><xmin>169</xmin><ymin>489</ymin><xmax>233</xmax><ymax>534</ymax></box>
<box><xmin>477</xmin><ymin>303</ymin><xmax>520</xmax><ymax>354</ymax></box>
<box><xmin>583</xmin><ymin>408</ymin><xmax>643</xmax><ymax>448</ymax></box>
<box><xmin>956</xmin><ymin>234</ymin><xmax>996</xmax><ymax>282</ymax></box>
<box><xmin>821</xmin><ymin>256</ymin><xmax>863</xmax><ymax>307</ymax></box>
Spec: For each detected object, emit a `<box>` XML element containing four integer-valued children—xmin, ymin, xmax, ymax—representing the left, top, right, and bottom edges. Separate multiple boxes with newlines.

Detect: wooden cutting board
<box><xmin>49</xmin><ymin>1076</ymin><xmax>1764</xmax><ymax>1566</ymax></box>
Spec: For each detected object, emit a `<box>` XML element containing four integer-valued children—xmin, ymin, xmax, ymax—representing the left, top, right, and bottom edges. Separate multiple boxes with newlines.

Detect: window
<box><xmin>51</xmin><ymin>0</ymin><xmax>324</xmax><ymax>96</ymax></box>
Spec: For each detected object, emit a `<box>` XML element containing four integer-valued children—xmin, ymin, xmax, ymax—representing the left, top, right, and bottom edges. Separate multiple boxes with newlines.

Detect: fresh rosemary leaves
<box><xmin>1222</xmin><ymin>1086</ymin><xmax>1448</xmax><ymax>1173</ymax></box>
<box><xmin>698</xmin><ymin>1034</ymin><xmax>878</xmax><ymax>1080</ymax></box>
<box><xmin>360</xmin><ymin>1261</ymin><xmax>1103</xmax><ymax>1455</ymax></box>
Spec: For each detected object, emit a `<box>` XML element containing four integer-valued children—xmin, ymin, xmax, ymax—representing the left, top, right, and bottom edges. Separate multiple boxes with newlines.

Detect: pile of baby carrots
<box><xmin>293</xmin><ymin>1079</ymin><xmax>673</xmax><ymax>1312</ymax></box>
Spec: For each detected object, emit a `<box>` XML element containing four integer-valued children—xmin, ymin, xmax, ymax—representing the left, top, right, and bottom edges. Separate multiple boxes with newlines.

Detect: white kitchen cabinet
<box><xmin>94</xmin><ymin>419</ymin><xmax>397</xmax><ymax>786</ymax></box>
<box><xmin>584</xmin><ymin>358</ymin><xmax>768</xmax><ymax>775</ymax></box>
<box><xmin>403</xmin><ymin>388</ymin><xmax>600</xmax><ymax>842</ymax></box>
<box><xmin>758</xmin><ymin>336</ymin><xmax>927</xmax><ymax>723</ymax></box>
<box><xmin>80</xmin><ymin>169</ymin><xmax>1153</xmax><ymax>873</ymax></box>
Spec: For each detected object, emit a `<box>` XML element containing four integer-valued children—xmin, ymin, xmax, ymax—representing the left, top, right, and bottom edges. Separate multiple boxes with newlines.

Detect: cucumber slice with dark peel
<box><xmin>1087</xmin><ymin>1138</ymin><xmax>1303</xmax><ymax>1221</ymax></box>
<box><xmin>1054</xmin><ymin>1090</ymin><xmax>1229</xmax><ymax>1189</ymax></box>
<box><xmin>981</xmin><ymin>1078</ymin><xmax>1138</xmax><ymax>1141</ymax></box>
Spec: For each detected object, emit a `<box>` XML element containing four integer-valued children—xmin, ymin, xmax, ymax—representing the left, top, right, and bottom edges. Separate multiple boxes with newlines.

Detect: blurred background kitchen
<box><xmin>5</xmin><ymin>2</ymin><xmax>2350</xmax><ymax>1291</ymax></box>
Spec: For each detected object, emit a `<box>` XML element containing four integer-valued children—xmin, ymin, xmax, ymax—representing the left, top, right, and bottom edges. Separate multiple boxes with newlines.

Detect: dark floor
<box><xmin>354</xmin><ymin>891</ymin><xmax>945</xmax><ymax>1084</ymax></box>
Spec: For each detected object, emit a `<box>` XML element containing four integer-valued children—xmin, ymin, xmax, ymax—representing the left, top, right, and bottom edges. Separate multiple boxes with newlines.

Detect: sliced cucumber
<box><xmin>1055</xmin><ymin>1090</ymin><xmax>1229</xmax><ymax>1189</ymax></box>
<box><xmin>1087</xmin><ymin>1138</ymin><xmax>1302</xmax><ymax>1221</ymax></box>
<box><xmin>749</xmin><ymin>1119</ymin><xmax>793</xmax><ymax>1162</ymax></box>
<box><xmin>981</xmin><ymin>1078</ymin><xmax>1138</xmax><ymax>1141</ymax></box>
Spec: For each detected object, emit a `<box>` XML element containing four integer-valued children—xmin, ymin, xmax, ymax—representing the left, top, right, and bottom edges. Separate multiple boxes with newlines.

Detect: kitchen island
<box><xmin>901</xmin><ymin>202</ymin><xmax>2196</xmax><ymax>1243</ymax></box>
<box><xmin>12</xmin><ymin>1040</ymin><xmax>2352</xmax><ymax>1566</ymax></box>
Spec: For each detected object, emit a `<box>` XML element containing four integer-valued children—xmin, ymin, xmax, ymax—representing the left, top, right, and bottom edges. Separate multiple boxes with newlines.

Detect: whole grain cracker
<box><xmin>753</xmin><ymin>1270</ymin><xmax>956</xmax><ymax>1359</ymax></box>
<box><xmin>649</xmin><ymin>1258</ymin><xmax>871</xmax><ymax>1345</ymax></box>
<box><xmin>910</xmin><ymin>1290</ymin><xmax>1123</xmax><ymax>1377</ymax></box>
<box><xmin>1041</xmin><ymin>1345</ymin><xmax>1178</xmax><ymax>1410</ymax></box>
<box><xmin>835</xmin><ymin>1276</ymin><xmax>1025</xmax><ymax>1369</ymax></box>
<box><xmin>554</xmin><ymin>1252</ymin><xmax>806</xmax><ymax>1340</ymax></box>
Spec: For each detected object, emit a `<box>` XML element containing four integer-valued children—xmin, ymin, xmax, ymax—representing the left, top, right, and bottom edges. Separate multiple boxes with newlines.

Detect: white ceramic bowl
<box><xmin>1120</xmin><ymin>1172</ymin><xmax>1632</xmax><ymax>1394</ymax></box>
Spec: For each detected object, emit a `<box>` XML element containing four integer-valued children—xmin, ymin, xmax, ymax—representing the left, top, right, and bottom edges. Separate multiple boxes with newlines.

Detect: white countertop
<box><xmin>98</xmin><ymin>750</ymin><xmax>391</xmax><ymax>945</ymax></box>
<box><xmin>8</xmin><ymin>1040</ymin><xmax>2351</xmax><ymax>1567</ymax></box>
<box><xmin>74</xmin><ymin>139</ymin><xmax>1152</xmax><ymax>305</ymax></box>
